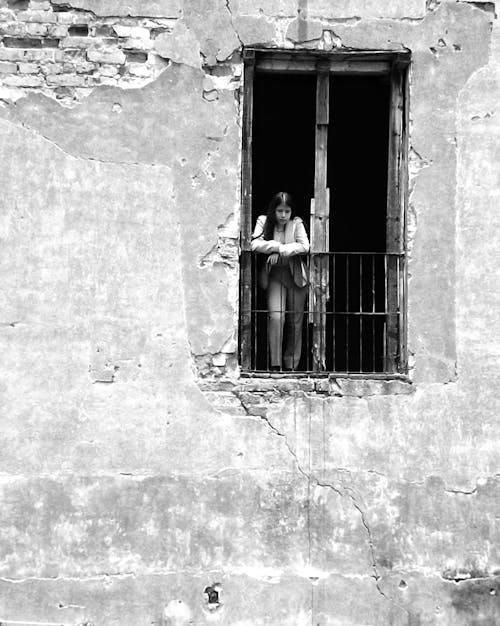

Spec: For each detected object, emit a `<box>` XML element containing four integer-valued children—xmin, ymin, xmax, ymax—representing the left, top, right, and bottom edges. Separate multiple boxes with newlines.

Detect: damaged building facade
<box><xmin>1</xmin><ymin>0</ymin><xmax>500</xmax><ymax>624</ymax></box>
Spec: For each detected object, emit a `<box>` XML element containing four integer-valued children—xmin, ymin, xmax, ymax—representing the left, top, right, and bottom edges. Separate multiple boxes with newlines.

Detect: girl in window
<box><xmin>251</xmin><ymin>192</ymin><xmax>310</xmax><ymax>371</ymax></box>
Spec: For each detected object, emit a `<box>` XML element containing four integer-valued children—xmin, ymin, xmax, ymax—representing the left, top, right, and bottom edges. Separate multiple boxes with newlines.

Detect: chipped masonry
<box><xmin>0</xmin><ymin>0</ymin><xmax>499</xmax><ymax>624</ymax></box>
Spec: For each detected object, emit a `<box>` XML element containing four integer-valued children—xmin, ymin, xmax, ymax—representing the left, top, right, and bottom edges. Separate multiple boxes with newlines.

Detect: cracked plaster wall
<box><xmin>0</xmin><ymin>0</ymin><xmax>499</xmax><ymax>624</ymax></box>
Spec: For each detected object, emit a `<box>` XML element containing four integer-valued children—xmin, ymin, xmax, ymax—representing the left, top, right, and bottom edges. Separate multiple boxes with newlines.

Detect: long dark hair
<box><xmin>258</xmin><ymin>191</ymin><xmax>296</xmax><ymax>241</ymax></box>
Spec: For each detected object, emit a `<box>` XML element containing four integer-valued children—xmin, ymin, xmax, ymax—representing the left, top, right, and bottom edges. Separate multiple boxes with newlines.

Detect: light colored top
<box><xmin>251</xmin><ymin>216</ymin><xmax>310</xmax><ymax>287</ymax></box>
<box><xmin>250</xmin><ymin>216</ymin><xmax>310</xmax><ymax>257</ymax></box>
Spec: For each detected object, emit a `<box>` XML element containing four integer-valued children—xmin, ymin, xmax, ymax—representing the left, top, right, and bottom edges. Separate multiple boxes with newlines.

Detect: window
<box><xmin>240</xmin><ymin>49</ymin><xmax>409</xmax><ymax>375</ymax></box>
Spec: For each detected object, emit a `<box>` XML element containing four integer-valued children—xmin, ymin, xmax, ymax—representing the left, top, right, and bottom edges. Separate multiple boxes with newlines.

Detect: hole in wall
<box><xmin>7</xmin><ymin>0</ymin><xmax>29</xmax><ymax>9</ymax></box>
<box><xmin>68</xmin><ymin>25</ymin><xmax>89</xmax><ymax>36</ymax></box>
<box><xmin>204</xmin><ymin>583</ymin><xmax>222</xmax><ymax>610</ymax></box>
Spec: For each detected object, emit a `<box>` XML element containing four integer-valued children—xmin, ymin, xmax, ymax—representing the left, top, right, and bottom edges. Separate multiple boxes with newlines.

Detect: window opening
<box><xmin>240</xmin><ymin>50</ymin><xmax>409</xmax><ymax>375</ymax></box>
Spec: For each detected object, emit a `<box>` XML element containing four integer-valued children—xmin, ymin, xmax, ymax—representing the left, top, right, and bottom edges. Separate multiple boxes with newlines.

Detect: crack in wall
<box><xmin>48</xmin><ymin>0</ymin><xmax>96</xmax><ymax>17</ymax></box>
<box><xmin>0</xmin><ymin>117</ymin><xmax>170</xmax><ymax>168</ymax></box>
<box><xmin>224</xmin><ymin>0</ymin><xmax>243</xmax><ymax>49</ymax></box>
<box><xmin>255</xmin><ymin>412</ymin><xmax>400</xmax><ymax>606</ymax></box>
<box><xmin>0</xmin><ymin>569</ymin><xmax>399</xmax><ymax>584</ymax></box>
<box><xmin>0</xmin><ymin>616</ymin><xmax>86</xmax><ymax>626</ymax></box>
<box><xmin>47</xmin><ymin>0</ymin><xmax>184</xmax><ymax>20</ymax></box>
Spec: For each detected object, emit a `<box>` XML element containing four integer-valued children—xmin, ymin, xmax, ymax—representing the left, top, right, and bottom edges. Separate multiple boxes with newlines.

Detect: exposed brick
<box><xmin>17</xmin><ymin>62</ymin><xmax>39</xmax><ymax>73</ymax></box>
<box><xmin>1</xmin><ymin>21</ymin><xmax>26</xmax><ymax>35</ymax></box>
<box><xmin>93</xmin><ymin>25</ymin><xmax>115</xmax><ymax>37</ymax></box>
<box><xmin>0</xmin><ymin>12</ymin><xmax>15</xmax><ymax>23</ymax></box>
<box><xmin>86</xmin><ymin>48</ymin><xmax>125</xmax><ymax>64</ymax></box>
<box><xmin>24</xmin><ymin>23</ymin><xmax>49</xmax><ymax>36</ymax></box>
<box><xmin>41</xmin><ymin>62</ymin><xmax>64</xmax><ymax>75</ymax></box>
<box><xmin>0</xmin><ymin>60</ymin><xmax>17</xmax><ymax>73</ymax></box>
<box><xmin>3</xmin><ymin>36</ymin><xmax>42</xmax><ymax>48</ymax></box>
<box><xmin>73</xmin><ymin>61</ymin><xmax>96</xmax><ymax>73</ymax></box>
<box><xmin>57</xmin><ymin>12</ymin><xmax>92</xmax><ymax>25</ymax></box>
<box><xmin>60</xmin><ymin>36</ymin><xmax>92</xmax><ymax>48</ymax></box>
<box><xmin>68</xmin><ymin>24</ymin><xmax>89</xmax><ymax>36</ymax></box>
<box><xmin>30</xmin><ymin>0</ymin><xmax>52</xmax><ymax>8</ymax></box>
<box><xmin>59</xmin><ymin>47</ymin><xmax>85</xmax><ymax>58</ymax></box>
<box><xmin>97</xmin><ymin>76</ymin><xmax>117</xmax><ymax>86</ymax></box>
<box><xmin>47</xmin><ymin>24</ymin><xmax>68</xmax><ymax>37</ymax></box>
<box><xmin>46</xmin><ymin>73</ymin><xmax>86</xmax><ymax>86</ymax></box>
<box><xmin>124</xmin><ymin>49</ymin><xmax>148</xmax><ymax>63</ymax></box>
<box><xmin>2</xmin><ymin>74</ymin><xmax>43</xmax><ymax>86</ymax></box>
<box><xmin>4</xmin><ymin>0</ymin><xmax>29</xmax><ymax>9</ymax></box>
<box><xmin>17</xmin><ymin>10</ymin><xmax>57</xmax><ymax>23</ymax></box>
<box><xmin>113</xmin><ymin>25</ymin><xmax>150</xmax><ymax>39</ymax></box>
<box><xmin>3</xmin><ymin>36</ymin><xmax>60</xmax><ymax>48</ymax></box>
<box><xmin>99</xmin><ymin>63</ymin><xmax>119</xmax><ymax>77</ymax></box>
<box><xmin>0</xmin><ymin>47</ymin><xmax>56</xmax><ymax>61</ymax></box>
<box><xmin>128</xmin><ymin>62</ymin><xmax>150</xmax><ymax>77</ymax></box>
<box><xmin>121</xmin><ymin>37</ymin><xmax>153</xmax><ymax>51</ymax></box>
<box><xmin>0</xmin><ymin>49</ymin><xmax>21</xmax><ymax>61</ymax></box>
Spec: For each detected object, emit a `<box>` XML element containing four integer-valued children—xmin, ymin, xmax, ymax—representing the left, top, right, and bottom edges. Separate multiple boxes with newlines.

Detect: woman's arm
<box><xmin>250</xmin><ymin>215</ymin><xmax>281</xmax><ymax>254</ymax></box>
<box><xmin>278</xmin><ymin>218</ymin><xmax>310</xmax><ymax>257</ymax></box>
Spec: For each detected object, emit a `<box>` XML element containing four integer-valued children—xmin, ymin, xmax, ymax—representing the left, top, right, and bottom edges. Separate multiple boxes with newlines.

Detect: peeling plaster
<box><xmin>49</xmin><ymin>0</ymin><xmax>183</xmax><ymax>18</ymax></box>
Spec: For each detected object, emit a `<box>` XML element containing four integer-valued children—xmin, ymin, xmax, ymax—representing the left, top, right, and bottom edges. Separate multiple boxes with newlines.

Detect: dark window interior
<box><xmin>250</xmin><ymin>71</ymin><xmax>392</xmax><ymax>372</ymax></box>
<box><xmin>327</xmin><ymin>75</ymin><xmax>390</xmax><ymax>371</ymax></box>
<box><xmin>252</xmin><ymin>73</ymin><xmax>316</xmax><ymax>222</ymax></box>
<box><xmin>328</xmin><ymin>75</ymin><xmax>390</xmax><ymax>252</ymax></box>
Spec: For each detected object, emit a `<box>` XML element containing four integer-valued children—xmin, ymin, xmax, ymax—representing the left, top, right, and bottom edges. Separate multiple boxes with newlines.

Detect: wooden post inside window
<box><xmin>385</xmin><ymin>63</ymin><xmax>405</xmax><ymax>372</ymax></box>
<box><xmin>239</xmin><ymin>50</ymin><xmax>255</xmax><ymax>370</ymax></box>
<box><xmin>310</xmin><ymin>63</ymin><xmax>330</xmax><ymax>372</ymax></box>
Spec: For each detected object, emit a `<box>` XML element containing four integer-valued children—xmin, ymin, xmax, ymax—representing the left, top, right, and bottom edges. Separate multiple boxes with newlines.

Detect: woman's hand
<box><xmin>267</xmin><ymin>253</ymin><xmax>280</xmax><ymax>267</ymax></box>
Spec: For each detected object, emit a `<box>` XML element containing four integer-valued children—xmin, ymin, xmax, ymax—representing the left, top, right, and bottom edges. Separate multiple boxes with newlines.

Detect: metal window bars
<box><xmin>240</xmin><ymin>250</ymin><xmax>405</xmax><ymax>374</ymax></box>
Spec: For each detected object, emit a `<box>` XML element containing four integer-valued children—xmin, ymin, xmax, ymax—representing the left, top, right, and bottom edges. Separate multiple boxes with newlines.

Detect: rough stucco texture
<box><xmin>0</xmin><ymin>0</ymin><xmax>500</xmax><ymax>625</ymax></box>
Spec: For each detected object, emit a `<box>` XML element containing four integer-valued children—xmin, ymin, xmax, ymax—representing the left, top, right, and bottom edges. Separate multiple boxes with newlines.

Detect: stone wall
<box><xmin>0</xmin><ymin>0</ymin><xmax>500</xmax><ymax>625</ymax></box>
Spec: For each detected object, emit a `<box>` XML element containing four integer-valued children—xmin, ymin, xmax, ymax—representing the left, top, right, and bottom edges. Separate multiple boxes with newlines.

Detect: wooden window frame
<box><xmin>239</xmin><ymin>48</ymin><xmax>410</xmax><ymax>376</ymax></box>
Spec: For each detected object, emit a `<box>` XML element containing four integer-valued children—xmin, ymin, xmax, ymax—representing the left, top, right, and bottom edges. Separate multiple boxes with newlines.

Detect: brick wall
<box><xmin>0</xmin><ymin>1</ymin><xmax>178</xmax><ymax>102</ymax></box>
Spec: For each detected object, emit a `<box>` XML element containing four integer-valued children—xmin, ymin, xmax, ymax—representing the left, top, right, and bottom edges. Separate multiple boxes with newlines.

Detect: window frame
<box><xmin>239</xmin><ymin>48</ymin><xmax>410</xmax><ymax>376</ymax></box>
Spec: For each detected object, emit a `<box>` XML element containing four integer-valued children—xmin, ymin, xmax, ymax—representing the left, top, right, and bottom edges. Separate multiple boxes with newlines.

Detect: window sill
<box><xmin>200</xmin><ymin>372</ymin><xmax>414</xmax><ymax>399</ymax></box>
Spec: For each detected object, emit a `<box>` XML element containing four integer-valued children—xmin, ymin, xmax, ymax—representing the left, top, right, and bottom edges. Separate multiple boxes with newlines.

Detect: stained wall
<box><xmin>0</xmin><ymin>0</ymin><xmax>499</xmax><ymax>624</ymax></box>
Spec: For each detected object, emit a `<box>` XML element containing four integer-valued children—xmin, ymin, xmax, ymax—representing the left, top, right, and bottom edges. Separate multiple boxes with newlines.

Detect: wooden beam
<box><xmin>311</xmin><ymin>68</ymin><xmax>330</xmax><ymax>372</ymax></box>
<box><xmin>385</xmin><ymin>65</ymin><xmax>405</xmax><ymax>373</ymax></box>
<box><xmin>256</xmin><ymin>59</ymin><xmax>391</xmax><ymax>74</ymax></box>
<box><xmin>240</xmin><ymin>50</ymin><xmax>255</xmax><ymax>370</ymax></box>
<box><xmin>400</xmin><ymin>65</ymin><xmax>410</xmax><ymax>374</ymax></box>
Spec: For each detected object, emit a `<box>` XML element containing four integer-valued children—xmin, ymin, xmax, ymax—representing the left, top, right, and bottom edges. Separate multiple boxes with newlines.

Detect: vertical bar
<box><xmin>372</xmin><ymin>255</ymin><xmax>375</xmax><ymax>373</ymax></box>
<box><xmin>346</xmin><ymin>255</ymin><xmax>349</xmax><ymax>373</ymax></box>
<box><xmin>384</xmin><ymin>254</ymin><xmax>388</xmax><ymax>372</ymax></box>
<box><xmin>401</xmin><ymin>64</ymin><xmax>410</xmax><ymax>373</ymax></box>
<box><xmin>311</xmin><ymin>64</ymin><xmax>330</xmax><ymax>372</ymax></box>
<box><xmin>252</xmin><ymin>254</ymin><xmax>256</xmax><ymax>369</ymax></box>
<box><xmin>332</xmin><ymin>253</ymin><xmax>336</xmax><ymax>372</ymax></box>
<box><xmin>359</xmin><ymin>255</ymin><xmax>363</xmax><ymax>372</ymax></box>
<box><xmin>240</xmin><ymin>50</ymin><xmax>255</xmax><ymax>370</ymax></box>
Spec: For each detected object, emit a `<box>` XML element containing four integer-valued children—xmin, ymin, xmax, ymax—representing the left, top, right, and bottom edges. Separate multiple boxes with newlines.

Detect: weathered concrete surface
<box><xmin>0</xmin><ymin>0</ymin><xmax>499</xmax><ymax>624</ymax></box>
<box><xmin>2</xmin><ymin>64</ymin><xmax>241</xmax><ymax>359</ymax></box>
<box><xmin>302</xmin><ymin>0</ymin><xmax>427</xmax><ymax>20</ymax></box>
<box><xmin>287</xmin><ymin>17</ymin><xmax>324</xmax><ymax>43</ymax></box>
<box><xmin>154</xmin><ymin>20</ymin><xmax>202</xmax><ymax>68</ymax></box>
<box><xmin>183</xmin><ymin>0</ymin><xmax>240</xmax><ymax>65</ymax></box>
<box><xmin>233</xmin><ymin>15</ymin><xmax>276</xmax><ymax>45</ymax></box>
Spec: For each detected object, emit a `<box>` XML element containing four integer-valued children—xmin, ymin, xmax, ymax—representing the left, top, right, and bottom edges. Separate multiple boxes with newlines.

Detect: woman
<box><xmin>251</xmin><ymin>192</ymin><xmax>310</xmax><ymax>371</ymax></box>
